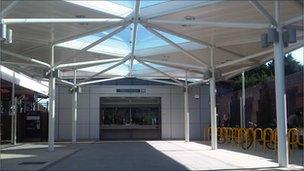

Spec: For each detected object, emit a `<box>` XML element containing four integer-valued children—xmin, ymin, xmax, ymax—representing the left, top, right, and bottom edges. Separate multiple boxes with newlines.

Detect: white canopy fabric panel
<box><xmin>1</xmin><ymin>0</ymin><xmax>303</xmax><ymax>85</ymax></box>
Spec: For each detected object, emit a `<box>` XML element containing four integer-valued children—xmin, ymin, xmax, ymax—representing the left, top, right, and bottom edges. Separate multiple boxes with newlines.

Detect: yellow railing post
<box><xmin>297</xmin><ymin>128</ymin><xmax>303</xmax><ymax>147</ymax></box>
<box><xmin>263</xmin><ymin>128</ymin><xmax>273</xmax><ymax>151</ymax></box>
<box><xmin>272</xmin><ymin>128</ymin><xmax>278</xmax><ymax>151</ymax></box>
<box><xmin>207</xmin><ymin>127</ymin><xmax>211</xmax><ymax>141</ymax></box>
<box><xmin>253</xmin><ymin>128</ymin><xmax>263</xmax><ymax>149</ymax></box>
<box><xmin>238</xmin><ymin>128</ymin><xmax>246</xmax><ymax>146</ymax></box>
<box><xmin>288</xmin><ymin>128</ymin><xmax>299</xmax><ymax>152</ymax></box>
<box><xmin>226</xmin><ymin>127</ymin><xmax>233</xmax><ymax>143</ymax></box>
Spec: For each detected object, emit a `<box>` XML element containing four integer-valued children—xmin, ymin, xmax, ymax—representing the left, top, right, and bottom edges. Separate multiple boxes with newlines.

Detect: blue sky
<box><xmin>291</xmin><ymin>47</ymin><xmax>303</xmax><ymax>64</ymax></box>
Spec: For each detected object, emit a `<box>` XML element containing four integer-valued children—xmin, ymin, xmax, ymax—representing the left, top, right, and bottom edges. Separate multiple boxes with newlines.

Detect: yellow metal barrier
<box><xmin>217</xmin><ymin>127</ymin><xmax>222</xmax><ymax>140</ymax></box>
<box><xmin>207</xmin><ymin>127</ymin><xmax>211</xmax><ymax>140</ymax></box>
<box><xmin>272</xmin><ymin>129</ymin><xmax>278</xmax><ymax>151</ymax></box>
<box><xmin>263</xmin><ymin>128</ymin><xmax>273</xmax><ymax>151</ymax></box>
<box><xmin>238</xmin><ymin>128</ymin><xmax>247</xmax><ymax>146</ymax></box>
<box><xmin>205</xmin><ymin>127</ymin><xmax>304</xmax><ymax>152</ymax></box>
<box><xmin>206</xmin><ymin>127</ymin><xmax>303</xmax><ymax>152</ymax></box>
<box><xmin>297</xmin><ymin>128</ymin><xmax>303</xmax><ymax>147</ymax></box>
<box><xmin>245</xmin><ymin>128</ymin><xmax>251</xmax><ymax>148</ymax></box>
<box><xmin>225</xmin><ymin>127</ymin><xmax>233</xmax><ymax>143</ymax></box>
<box><xmin>253</xmin><ymin>128</ymin><xmax>263</xmax><ymax>149</ymax></box>
<box><xmin>232</xmin><ymin>128</ymin><xmax>239</xmax><ymax>144</ymax></box>
<box><xmin>288</xmin><ymin>128</ymin><xmax>299</xmax><ymax>152</ymax></box>
<box><xmin>218</xmin><ymin>127</ymin><xmax>226</xmax><ymax>141</ymax></box>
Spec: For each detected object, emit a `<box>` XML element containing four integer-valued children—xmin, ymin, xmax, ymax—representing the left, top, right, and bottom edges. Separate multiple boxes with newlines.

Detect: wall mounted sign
<box><xmin>116</xmin><ymin>89</ymin><xmax>146</xmax><ymax>93</ymax></box>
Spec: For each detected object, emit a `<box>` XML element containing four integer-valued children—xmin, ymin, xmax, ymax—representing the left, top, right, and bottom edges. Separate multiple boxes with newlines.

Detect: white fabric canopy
<box><xmin>1</xmin><ymin>0</ymin><xmax>303</xmax><ymax>84</ymax></box>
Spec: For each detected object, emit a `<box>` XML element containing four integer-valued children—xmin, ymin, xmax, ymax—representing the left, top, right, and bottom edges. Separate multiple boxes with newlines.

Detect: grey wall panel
<box><xmin>171</xmin><ymin>94</ymin><xmax>184</xmax><ymax>109</ymax></box>
<box><xmin>201</xmin><ymin>108</ymin><xmax>211</xmax><ymax>124</ymax></box>
<box><xmin>161</xmin><ymin>95</ymin><xmax>170</xmax><ymax>109</ymax></box>
<box><xmin>77</xmin><ymin>124</ymin><xmax>90</xmax><ymax>139</ymax></box>
<box><xmin>89</xmin><ymin>108</ymin><xmax>99</xmax><ymax>124</ymax></box>
<box><xmin>189</xmin><ymin>108</ymin><xmax>200</xmax><ymax>123</ymax></box>
<box><xmin>58</xmin><ymin>93</ymin><xmax>72</xmax><ymax>109</ymax></box>
<box><xmin>55</xmin><ymin>124</ymin><xmax>59</xmax><ymax>139</ymax></box>
<box><xmin>58</xmin><ymin>108</ymin><xmax>72</xmax><ymax>124</ymax></box>
<box><xmin>58</xmin><ymin>124</ymin><xmax>72</xmax><ymax>140</ymax></box>
<box><xmin>55</xmin><ymin>108</ymin><xmax>59</xmax><ymax>124</ymax></box>
<box><xmin>189</xmin><ymin>98</ymin><xmax>200</xmax><ymax>109</ymax></box>
<box><xmin>77</xmin><ymin>108</ymin><xmax>90</xmax><ymax>124</ymax></box>
<box><xmin>190</xmin><ymin>123</ymin><xmax>201</xmax><ymax>140</ymax></box>
<box><xmin>200</xmin><ymin>85</ymin><xmax>210</xmax><ymax>141</ymax></box>
<box><xmin>89</xmin><ymin>124</ymin><xmax>99</xmax><ymax>139</ymax></box>
<box><xmin>146</xmin><ymin>87</ymin><xmax>171</xmax><ymax>94</ymax></box>
<box><xmin>171</xmin><ymin>123</ymin><xmax>184</xmax><ymax>139</ymax></box>
<box><xmin>58</xmin><ymin>86</ymin><xmax>70</xmax><ymax>94</ymax></box>
<box><xmin>89</xmin><ymin>93</ymin><xmax>100</xmax><ymax>109</ymax></box>
<box><xmin>80</xmin><ymin>87</ymin><xmax>90</xmax><ymax>94</ymax></box>
<box><xmin>78</xmin><ymin>93</ymin><xmax>90</xmax><ymax>108</ymax></box>
<box><xmin>201</xmin><ymin>123</ymin><xmax>210</xmax><ymax>140</ymax></box>
<box><xmin>171</xmin><ymin>109</ymin><xmax>184</xmax><ymax>124</ymax></box>
<box><xmin>161</xmin><ymin>123</ymin><xmax>171</xmax><ymax>139</ymax></box>
<box><xmin>89</xmin><ymin>86</ymin><xmax>116</xmax><ymax>94</ymax></box>
<box><xmin>161</xmin><ymin>108</ymin><xmax>171</xmax><ymax>124</ymax></box>
<box><xmin>55</xmin><ymin>86</ymin><xmax>60</xmax><ymax>110</ymax></box>
<box><xmin>170</xmin><ymin>87</ymin><xmax>183</xmax><ymax>94</ymax></box>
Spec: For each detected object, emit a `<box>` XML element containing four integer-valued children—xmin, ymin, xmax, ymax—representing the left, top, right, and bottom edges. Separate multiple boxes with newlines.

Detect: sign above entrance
<box><xmin>116</xmin><ymin>89</ymin><xmax>146</xmax><ymax>93</ymax></box>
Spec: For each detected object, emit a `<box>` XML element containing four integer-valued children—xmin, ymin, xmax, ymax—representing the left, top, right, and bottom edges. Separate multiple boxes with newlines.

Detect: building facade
<box><xmin>55</xmin><ymin>81</ymin><xmax>211</xmax><ymax>141</ymax></box>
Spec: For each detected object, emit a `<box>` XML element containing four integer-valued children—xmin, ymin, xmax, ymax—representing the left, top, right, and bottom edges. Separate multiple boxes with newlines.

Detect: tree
<box><xmin>231</xmin><ymin>53</ymin><xmax>303</xmax><ymax>90</ymax></box>
<box><xmin>267</xmin><ymin>53</ymin><xmax>303</xmax><ymax>76</ymax></box>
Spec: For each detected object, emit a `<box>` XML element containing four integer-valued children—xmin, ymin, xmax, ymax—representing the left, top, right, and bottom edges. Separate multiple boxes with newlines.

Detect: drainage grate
<box><xmin>19</xmin><ymin>161</ymin><xmax>47</xmax><ymax>165</ymax></box>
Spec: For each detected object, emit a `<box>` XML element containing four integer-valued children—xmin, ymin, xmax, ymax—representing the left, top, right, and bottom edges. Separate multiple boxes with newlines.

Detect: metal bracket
<box><xmin>0</xmin><ymin>24</ymin><xmax>13</xmax><ymax>44</ymax></box>
<box><xmin>203</xmin><ymin>69</ymin><xmax>222</xmax><ymax>80</ymax></box>
<box><xmin>69</xmin><ymin>86</ymin><xmax>82</xmax><ymax>93</ymax></box>
<box><xmin>44</xmin><ymin>69</ymin><xmax>62</xmax><ymax>79</ymax></box>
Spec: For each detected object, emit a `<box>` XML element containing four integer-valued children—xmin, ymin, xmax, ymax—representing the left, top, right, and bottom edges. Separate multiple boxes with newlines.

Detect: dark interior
<box><xmin>100</xmin><ymin>97</ymin><xmax>161</xmax><ymax>140</ymax></box>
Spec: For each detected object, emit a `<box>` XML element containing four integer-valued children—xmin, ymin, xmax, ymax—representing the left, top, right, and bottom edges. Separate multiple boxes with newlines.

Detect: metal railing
<box><xmin>207</xmin><ymin>127</ymin><xmax>303</xmax><ymax>152</ymax></box>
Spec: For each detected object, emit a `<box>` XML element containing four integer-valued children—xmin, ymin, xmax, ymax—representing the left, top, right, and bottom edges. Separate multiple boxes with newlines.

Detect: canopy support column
<box><xmin>184</xmin><ymin>71</ymin><xmax>189</xmax><ymax>142</ymax></box>
<box><xmin>48</xmin><ymin>45</ymin><xmax>56</xmax><ymax>152</ymax></box>
<box><xmin>240</xmin><ymin>72</ymin><xmax>246</xmax><ymax>128</ymax></box>
<box><xmin>72</xmin><ymin>70</ymin><xmax>78</xmax><ymax>144</ymax></box>
<box><xmin>274</xmin><ymin>0</ymin><xmax>288</xmax><ymax>167</ymax></box>
<box><xmin>10</xmin><ymin>72</ymin><xmax>17</xmax><ymax>145</ymax></box>
<box><xmin>210</xmin><ymin>46</ymin><xmax>217</xmax><ymax>150</ymax></box>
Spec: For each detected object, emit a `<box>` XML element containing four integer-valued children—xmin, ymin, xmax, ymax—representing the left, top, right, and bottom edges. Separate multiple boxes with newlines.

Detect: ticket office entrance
<box><xmin>100</xmin><ymin>97</ymin><xmax>161</xmax><ymax>140</ymax></box>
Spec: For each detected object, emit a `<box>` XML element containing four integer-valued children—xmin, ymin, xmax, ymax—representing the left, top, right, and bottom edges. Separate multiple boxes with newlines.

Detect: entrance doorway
<box><xmin>100</xmin><ymin>97</ymin><xmax>161</xmax><ymax>140</ymax></box>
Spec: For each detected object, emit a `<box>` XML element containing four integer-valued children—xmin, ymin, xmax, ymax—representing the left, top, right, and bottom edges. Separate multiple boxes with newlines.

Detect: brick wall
<box><xmin>217</xmin><ymin>71</ymin><xmax>303</xmax><ymax>128</ymax></box>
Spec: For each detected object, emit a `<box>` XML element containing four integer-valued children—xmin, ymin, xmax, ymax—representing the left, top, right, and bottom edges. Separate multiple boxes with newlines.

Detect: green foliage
<box><xmin>231</xmin><ymin>53</ymin><xmax>303</xmax><ymax>90</ymax></box>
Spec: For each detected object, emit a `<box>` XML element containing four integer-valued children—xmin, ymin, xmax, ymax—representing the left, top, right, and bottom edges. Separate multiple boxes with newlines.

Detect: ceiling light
<box><xmin>184</xmin><ymin>16</ymin><xmax>195</xmax><ymax>21</ymax></box>
<box><xmin>182</xmin><ymin>16</ymin><xmax>195</xmax><ymax>27</ymax></box>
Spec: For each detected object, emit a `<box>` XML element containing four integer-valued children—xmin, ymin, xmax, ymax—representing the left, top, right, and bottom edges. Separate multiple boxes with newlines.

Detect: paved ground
<box><xmin>0</xmin><ymin>143</ymin><xmax>77</xmax><ymax>171</ymax></box>
<box><xmin>1</xmin><ymin>141</ymin><xmax>303</xmax><ymax>171</ymax></box>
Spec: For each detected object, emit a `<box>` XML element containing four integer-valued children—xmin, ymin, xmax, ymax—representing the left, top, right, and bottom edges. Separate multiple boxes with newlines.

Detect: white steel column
<box><xmin>10</xmin><ymin>72</ymin><xmax>17</xmax><ymax>145</ymax></box>
<box><xmin>210</xmin><ymin>46</ymin><xmax>217</xmax><ymax>150</ymax></box>
<box><xmin>130</xmin><ymin>0</ymin><xmax>140</xmax><ymax>76</ymax></box>
<box><xmin>1</xmin><ymin>18</ymin><xmax>124</xmax><ymax>24</ymax></box>
<box><xmin>72</xmin><ymin>70</ymin><xmax>78</xmax><ymax>144</ymax></box>
<box><xmin>239</xmin><ymin>97</ymin><xmax>243</xmax><ymax>128</ymax></box>
<box><xmin>184</xmin><ymin>71</ymin><xmax>190</xmax><ymax>142</ymax></box>
<box><xmin>241</xmin><ymin>72</ymin><xmax>246</xmax><ymax>128</ymax></box>
<box><xmin>274</xmin><ymin>0</ymin><xmax>288</xmax><ymax>167</ymax></box>
<box><xmin>48</xmin><ymin>45</ymin><xmax>56</xmax><ymax>152</ymax></box>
